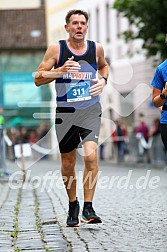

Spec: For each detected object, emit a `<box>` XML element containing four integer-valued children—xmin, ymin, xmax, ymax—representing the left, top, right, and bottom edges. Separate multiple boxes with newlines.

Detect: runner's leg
<box><xmin>60</xmin><ymin>149</ymin><xmax>77</xmax><ymax>202</ymax></box>
<box><xmin>83</xmin><ymin>141</ymin><xmax>98</xmax><ymax>202</ymax></box>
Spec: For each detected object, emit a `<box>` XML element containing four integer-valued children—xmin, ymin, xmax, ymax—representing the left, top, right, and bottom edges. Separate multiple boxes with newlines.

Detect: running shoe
<box><xmin>81</xmin><ymin>206</ymin><xmax>102</xmax><ymax>224</ymax></box>
<box><xmin>66</xmin><ymin>200</ymin><xmax>80</xmax><ymax>227</ymax></box>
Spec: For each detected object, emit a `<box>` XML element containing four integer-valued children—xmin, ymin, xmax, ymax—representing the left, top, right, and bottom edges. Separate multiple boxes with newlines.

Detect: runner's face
<box><xmin>65</xmin><ymin>14</ymin><xmax>88</xmax><ymax>40</ymax></box>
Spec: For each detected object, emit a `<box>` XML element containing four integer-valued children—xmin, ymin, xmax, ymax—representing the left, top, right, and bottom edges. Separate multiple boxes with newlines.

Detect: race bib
<box><xmin>66</xmin><ymin>81</ymin><xmax>91</xmax><ymax>102</ymax></box>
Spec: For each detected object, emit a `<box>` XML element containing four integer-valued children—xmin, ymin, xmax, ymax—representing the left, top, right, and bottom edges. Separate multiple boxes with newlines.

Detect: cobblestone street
<box><xmin>0</xmin><ymin>159</ymin><xmax>167</xmax><ymax>252</ymax></box>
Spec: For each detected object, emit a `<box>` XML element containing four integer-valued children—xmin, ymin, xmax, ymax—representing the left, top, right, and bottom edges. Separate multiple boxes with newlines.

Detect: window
<box><xmin>106</xmin><ymin>2</ymin><xmax>110</xmax><ymax>43</ymax></box>
<box><xmin>96</xmin><ymin>7</ymin><xmax>99</xmax><ymax>42</ymax></box>
<box><xmin>87</xmin><ymin>11</ymin><xmax>91</xmax><ymax>39</ymax></box>
<box><xmin>116</xmin><ymin>12</ymin><xmax>121</xmax><ymax>38</ymax></box>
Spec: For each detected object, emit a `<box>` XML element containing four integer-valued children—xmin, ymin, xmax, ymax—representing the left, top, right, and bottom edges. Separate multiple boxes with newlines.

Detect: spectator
<box><xmin>149</xmin><ymin>118</ymin><xmax>160</xmax><ymax>137</ymax></box>
<box><xmin>0</xmin><ymin>108</ymin><xmax>5</xmax><ymax>127</ymax></box>
<box><xmin>112</xmin><ymin>119</ymin><xmax>129</xmax><ymax>163</ymax></box>
<box><xmin>135</xmin><ymin>113</ymin><xmax>151</xmax><ymax>163</ymax></box>
<box><xmin>28</xmin><ymin>130</ymin><xmax>38</xmax><ymax>160</ymax></box>
<box><xmin>28</xmin><ymin>130</ymin><xmax>37</xmax><ymax>144</ymax></box>
<box><xmin>15</xmin><ymin>127</ymin><xmax>29</xmax><ymax>144</ymax></box>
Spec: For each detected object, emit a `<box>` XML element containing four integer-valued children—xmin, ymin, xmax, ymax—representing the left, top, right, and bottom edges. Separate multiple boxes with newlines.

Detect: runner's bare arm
<box><xmin>89</xmin><ymin>43</ymin><xmax>109</xmax><ymax>96</ymax></box>
<box><xmin>34</xmin><ymin>44</ymin><xmax>60</xmax><ymax>86</ymax></box>
<box><xmin>152</xmin><ymin>83</ymin><xmax>167</xmax><ymax>107</ymax></box>
<box><xmin>34</xmin><ymin>44</ymin><xmax>81</xmax><ymax>86</ymax></box>
<box><xmin>97</xmin><ymin>43</ymin><xmax>109</xmax><ymax>80</ymax></box>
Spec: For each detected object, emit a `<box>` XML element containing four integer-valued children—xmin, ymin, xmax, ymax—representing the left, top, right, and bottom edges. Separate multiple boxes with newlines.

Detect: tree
<box><xmin>113</xmin><ymin>0</ymin><xmax>167</xmax><ymax>61</ymax></box>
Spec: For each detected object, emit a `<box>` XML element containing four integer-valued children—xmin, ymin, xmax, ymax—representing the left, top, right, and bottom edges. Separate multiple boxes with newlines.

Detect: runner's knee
<box><xmin>84</xmin><ymin>151</ymin><xmax>97</xmax><ymax>170</ymax></box>
<box><xmin>61</xmin><ymin>157</ymin><xmax>75</xmax><ymax>173</ymax></box>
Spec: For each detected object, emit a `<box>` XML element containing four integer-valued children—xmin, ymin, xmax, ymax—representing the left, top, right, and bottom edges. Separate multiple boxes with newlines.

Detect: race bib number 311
<box><xmin>66</xmin><ymin>81</ymin><xmax>91</xmax><ymax>102</ymax></box>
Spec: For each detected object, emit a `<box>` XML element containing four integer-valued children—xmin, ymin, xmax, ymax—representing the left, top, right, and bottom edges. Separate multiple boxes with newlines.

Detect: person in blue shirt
<box><xmin>151</xmin><ymin>60</ymin><xmax>167</xmax><ymax>151</ymax></box>
<box><xmin>34</xmin><ymin>9</ymin><xmax>108</xmax><ymax>227</ymax></box>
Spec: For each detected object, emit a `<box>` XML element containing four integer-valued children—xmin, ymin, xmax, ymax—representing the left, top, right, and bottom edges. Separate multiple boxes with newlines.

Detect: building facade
<box><xmin>0</xmin><ymin>1</ymin><xmax>51</xmax><ymax>128</ymax></box>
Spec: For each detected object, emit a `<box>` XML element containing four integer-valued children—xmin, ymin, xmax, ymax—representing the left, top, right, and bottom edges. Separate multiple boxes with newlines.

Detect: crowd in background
<box><xmin>5</xmin><ymin>122</ymin><xmax>50</xmax><ymax>161</ymax></box>
<box><xmin>102</xmin><ymin>114</ymin><xmax>167</xmax><ymax>165</ymax></box>
<box><xmin>1</xmin><ymin>115</ymin><xmax>167</xmax><ymax>165</ymax></box>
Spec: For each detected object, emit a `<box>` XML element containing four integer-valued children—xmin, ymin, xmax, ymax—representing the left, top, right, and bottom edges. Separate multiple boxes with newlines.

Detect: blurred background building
<box><xmin>0</xmin><ymin>0</ymin><xmax>51</xmax><ymax>128</ymax></box>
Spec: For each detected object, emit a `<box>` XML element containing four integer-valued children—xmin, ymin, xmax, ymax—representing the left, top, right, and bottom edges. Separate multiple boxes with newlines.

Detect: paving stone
<box><xmin>16</xmin><ymin>239</ymin><xmax>44</xmax><ymax>249</ymax></box>
<box><xmin>0</xmin><ymin>249</ymin><xmax>14</xmax><ymax>252</ymax></box>
<box><xmin>0</xmin><ymin>183</ymin><xmax>10</xmax><ymax>207</ymax></box>
<box><xmin>19</xmin><ymin>250</ymin><xmax>46</xmax><ymax>252</ymax></box>
<box><xmin>17</xmin><ymin>231</ymin><xmax>41</xmax><ymax>240</ymax></box>
<box><xmin>46</xmin><ymin>163</ymin><xmax>167</xmax><ymax>252</ymax></box>
<box><xmin>1</xmin><ymin>160</ymin><xmax>167</xmax><ymax>251</ymax></box>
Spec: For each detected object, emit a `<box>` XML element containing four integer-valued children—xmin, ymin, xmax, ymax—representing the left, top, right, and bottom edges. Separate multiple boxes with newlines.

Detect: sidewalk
<box><xmin>0</xmin><ymin>159</ymin><xmax>167</xmax><ymax>251</ymax></box>
<box><xmin>0</xmin><ymin>160</ymin><xmax>68</xmax><ymax>252</ymax></box>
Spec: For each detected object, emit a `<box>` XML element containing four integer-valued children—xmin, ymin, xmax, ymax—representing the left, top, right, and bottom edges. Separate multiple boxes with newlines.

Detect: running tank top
<box><xmin>55</xmin><ymin>40</ymin><xmax>99</xmax><ymax>109</ymax></box>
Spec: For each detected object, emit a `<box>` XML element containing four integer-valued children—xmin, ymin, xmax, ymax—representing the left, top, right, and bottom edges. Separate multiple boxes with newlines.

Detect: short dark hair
<box><xmin>65</xmin><ymin>9</ymin><xmax>89</xmax><ymax>24</ymax></box>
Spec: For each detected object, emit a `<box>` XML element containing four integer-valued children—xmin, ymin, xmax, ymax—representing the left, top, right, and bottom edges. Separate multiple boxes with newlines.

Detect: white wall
<box><xmin>0</xmin><ymin>0</ymin><xmax>41</xmax><ymax>9</ymax></box>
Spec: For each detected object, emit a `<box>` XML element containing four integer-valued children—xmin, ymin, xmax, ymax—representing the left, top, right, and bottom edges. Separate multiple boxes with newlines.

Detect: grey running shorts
<box><xmin>55</xmin><ymin>102</ymin><xmax>102</xmax><ymax>153</ymax></box>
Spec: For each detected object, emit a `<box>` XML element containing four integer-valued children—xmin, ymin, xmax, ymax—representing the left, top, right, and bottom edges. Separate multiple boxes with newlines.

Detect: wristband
<box><xmin>101</xmin><ymin>76</ymin><xmax>107</xmax><ymax>84</ymax></box>
<box><xmin>160</xmin><ymin>93</ymin><xmax>167</xmax><ymax>99</ymax></box>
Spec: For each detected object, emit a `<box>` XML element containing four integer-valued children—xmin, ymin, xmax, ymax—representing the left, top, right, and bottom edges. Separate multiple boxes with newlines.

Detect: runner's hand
<box><xmin>89</xmin><ymin>78</ymin><xmax>106</xmax><ymax>96</ymax></box>
<box><xmin>62</xmin><ymin>56</ymin><xmax>81</xmax><ymax>73</ymax></box>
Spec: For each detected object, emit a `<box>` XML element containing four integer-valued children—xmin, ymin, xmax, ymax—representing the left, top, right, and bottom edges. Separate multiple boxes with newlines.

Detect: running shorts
<box><xmin>55</xmin><ymin>102</ymin><xmax>102</xmax><ymax>153</ymax></box>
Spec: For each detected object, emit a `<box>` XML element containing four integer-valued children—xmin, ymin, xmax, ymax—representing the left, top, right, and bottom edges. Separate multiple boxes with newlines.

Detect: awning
<box><xmin>6</xmin><ymin>117</ymin><xmax>39</xmax><ymax>128</ymax></box>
